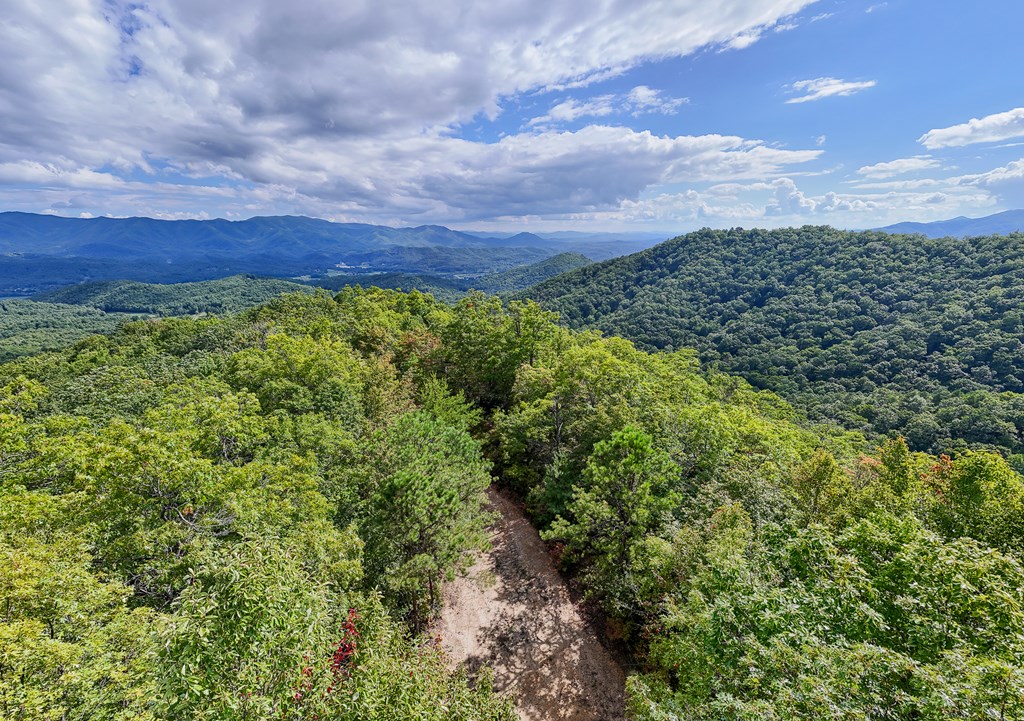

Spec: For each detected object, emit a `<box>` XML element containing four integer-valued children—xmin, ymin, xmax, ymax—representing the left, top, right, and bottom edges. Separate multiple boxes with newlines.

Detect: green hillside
<box><xmin>476</xmin><ymin>251</ymin><xmax>593</xmax><ymax>293</ymax></box>
<box><xmin>526</xmin><ymin>226</ymin><xmax>1024</xmax><ymax>461</ymax></box>
<box><xmin>2</xmin><ymin>287</ymin><xmax>1022</xmax><ymax>719</ymax></box>
<box><xmin>308</xmin><ymin>271</ymin><xmax>469</xmax><ymax>302</ymax></box>
<box><xmin>0</xmin><ymin>275</ymin><xmax>315</xmax><ymax>362</ymax></box>
<box><xmin>0</xmin><ymin>299</ymin><xmax>140</xmax><ymax>362</ymax></box>
<box><xmin>36</xmin><ymin>274</ymin><xmax>312</xmax><ymax>314</ymax></box>
<box><xmin>2</xmin><ymin>259</ymin><xmax>592</xmax><ymax>365</ymax></box>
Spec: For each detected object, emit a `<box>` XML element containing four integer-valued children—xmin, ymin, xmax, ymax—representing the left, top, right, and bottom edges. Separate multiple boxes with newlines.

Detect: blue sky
<box><xmin>1</xmin><ymin>0</ymin><xmax>1023</xmax><ymax>232</ymax></box>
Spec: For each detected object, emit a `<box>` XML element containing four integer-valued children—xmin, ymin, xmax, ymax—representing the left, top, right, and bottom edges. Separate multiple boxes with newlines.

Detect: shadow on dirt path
<box><xmin>435</xmin><ymin>486</ymin><xmax>627</xmax><ymax>721</ymax></box>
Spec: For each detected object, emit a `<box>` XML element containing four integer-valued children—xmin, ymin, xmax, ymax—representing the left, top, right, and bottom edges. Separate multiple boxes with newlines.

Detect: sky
<box><xmin>2</xmin><ymin>0</ymin><xmax>1023</xmax><ymax>232</ymax></box>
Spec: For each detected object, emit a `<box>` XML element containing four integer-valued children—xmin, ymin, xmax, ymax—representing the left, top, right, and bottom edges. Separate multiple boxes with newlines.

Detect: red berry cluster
<box><xmin>291</xmin><ymin>607</ymin><xmax>361</xmax><ymax>708</ymax></box>
<box><xmin>330</xmin><ymin>608</ymin><xmax>361</xmax><ymax>680</ymax></box>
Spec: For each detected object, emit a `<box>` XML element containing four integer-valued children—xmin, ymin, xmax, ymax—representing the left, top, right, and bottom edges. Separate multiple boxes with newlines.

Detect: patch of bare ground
<box><xmin>435</xmin><ymin>486</ymin><xmax>627</xmax><ymax>721</ymax></box>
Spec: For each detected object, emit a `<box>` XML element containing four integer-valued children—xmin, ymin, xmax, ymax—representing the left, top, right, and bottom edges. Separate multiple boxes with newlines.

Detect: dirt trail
<box><xmin>436</xmin><ymin>487</ymin><xmax>627</xmax><ymax>721</ymax></box>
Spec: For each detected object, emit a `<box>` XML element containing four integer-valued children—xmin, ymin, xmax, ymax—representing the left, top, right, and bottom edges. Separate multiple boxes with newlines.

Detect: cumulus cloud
<box><xmin>765</xmin><ymin>178</ymin><xmax>817</xmax><ymax>214</ymax></box>
<box><xmin>595</xmin><ymin>155</ymin><xmax>1016</xmax><ymax>231</ymax></box>
<box><xmin>10</xmin><ymin>0</ymin><xmax>1007</xmax><ymax>232</ymax></box>
<box><xmin>785</xmin><ymin>77</ymin><xmax>877</xmax><ymax>104</ymax></box>
<box><xmin>966</xmin><ymin>158</ymin><xmax>1024</xmax><ymax>186</ymax></box>
<box><xmin>847</xmin><ymin>151</ymin><xmax>1024</xmax><ymax>208</ymax></box>
<box><xmin>708</xmin><ymin>176</ymin><xmax>994</xmax><ymax>225</ymax></box>
<box><xmin>953</xmin><ymin>158</ymin><xmax>1024</xmax><ymax>207</ymax></box>
<box><xmin>919</xmin><ymin>107</ymin><xmax>1024</xmax><ymax>149</ymax></box>
<box><xmin>329</xmin><ymin>126</ymin><xmax>822</xmax><ymax>221</ymax></box>
<box><xmin>0</xmin><ymin>0</ymin><xmax>818</xmax><ymax>223</ymax></box>
<box><xmin>857</xmin><ymin>156</ymin><xmax>941</xmax><ymax>179</ymax></box>
<box><xmin>551</xmin><ymin>174</ymin><xmax>996</xmax><ymax>231</ymax></box>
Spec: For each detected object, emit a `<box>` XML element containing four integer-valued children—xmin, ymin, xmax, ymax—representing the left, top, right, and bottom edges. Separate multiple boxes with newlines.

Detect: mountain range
<box><xmin>876</xmin><ymin>209</ymin><xmax>1024</xmax><ymax>237</ymax></box>
<box><xmin>0</xmin><ymin>212</ymin><xmax>657</xmax><ymax>295</ymax></box>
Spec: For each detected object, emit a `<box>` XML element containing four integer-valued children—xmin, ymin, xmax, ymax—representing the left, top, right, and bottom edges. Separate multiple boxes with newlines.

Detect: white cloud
<box><xmin>785</xmin><ymin>77</ymin><xmax>877</xmax><ymax>104</ymax></box>
<box><xmin>528</xmin><ymin>86</ymin><xmax>687</xmax><ymax>126</ymax></box>
<box><xmin>955</xmin><ymin>158</ymin><xmax>1024</xmax><ymax>207</ymax></box>
<box><xmin>20</xmin><ymin>1</ymin><xmax>1005</xmax><ymax>232</ymax></box>
<box><xmin>919</xmin><ymin>107</ymin><xmax>1024</xmax><ymax>149</ymax></box>
<box><xmin>590</xmin><ymin>156</ymin><xmax>1020</xmax><ymax>230</ymax></box>
<box><xmin>725</xmin><ymin>31</ymin><xmax>764</xmax><ymax>50</ymax></box>
<box><xmin>765</xmin><ymin>178</ymin><xmax>817</xmax><ymax>214</ymax></box>
<box><xmin>0</xmin><ymin>0</ymin><xmax>820</xmax><ymax>223</ymax></box>
<box><xmin>326</xmin><ymin>126</ymin><xmax>822</xmax><ymax>221</ymax></box>
<box><xmin>528</xmin><ymin>96</ymin><xmax>619</xmax><ymax>126</ymax></box>
<box><xmin>0</xmin><ymin>161</ymin><xmax>127</xmax><ymax>189</ymax></box>
<box><xmin>11</xmin><ymin>2</ymin><xmax>1009</xmax><ymax>233</ymax></box>
<box><xmin>716</xmin><ymin>11</ymin><xmax>806</xmax><ymax>52</ymax></box>
<box><xmin>551</xmin><ymin>174</ymin><xmax>997</xmax><ymax>231</ymax></box>
<box><xmin>625</xmin><ymin>86</ymin><xmax>688</xmax><ymax>115</ymax></box>
<box><xmin>0</xmin><ymin>126</ymin><xmax>821</xmax><ymax>223</ymax></box>
<box><xmin>857</xmin><ymin>156</ymin><xmax>941</xmax><ymax>179</ymax></box>
<box><xmin>761</xmin><ymin>180</ymin><xmax>992</xmax><ymax>222</ymax></box>
<box><xmin>851</xmin><ymin>178</ymin><xmax>947</xmax><ymax>191</ymax></box>
<box><xmin>845</xmin><ymin>155</ymin><xmax>1024</xmax><ymax>214</ymax></box>
<box><xmin>967</xmin><ymin>158</ymin><xmax>1024</xmax><ymax>186</ymax></box>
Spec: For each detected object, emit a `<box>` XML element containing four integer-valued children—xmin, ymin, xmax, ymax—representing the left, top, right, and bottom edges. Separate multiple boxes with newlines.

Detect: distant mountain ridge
<box><xmin>877</xmin><ymin>209</ymin><xmax>1024</xmax><ymax>237</ymax></box>
<box><xmin>0</xmin><ymin>212</ymin><xmax>502</xmax><ymax>257</ymax></box>
<box><xmin>0</xmin><ymin>213</ymin><xmax>544</xmax><ymax>295</ymax></box>
<box><xmin>0</xmin><ymin>212</ymin><xmax>653</xmax><ymax>295</ymax></box>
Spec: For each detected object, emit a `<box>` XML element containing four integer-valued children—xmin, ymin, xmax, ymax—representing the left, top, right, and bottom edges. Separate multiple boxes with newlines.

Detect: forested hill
<box><xmin>28</xmin><ymin>255</ymin><xmax>591</xmax><ymax>314</ymax></box>
<box><xmin>35</xmin><ymin>274</ymin><xmax>311</xmax><ymax>314</ymax></box>
<box><xmin>0</xmin><ymin>299</ymin><xmax>139</xmax><ymax>363</ymax></box>
<box><xmin>526</xmin><ymin>226</ymin><xmax>1024</xmax><ymax>460</ymax></box>
<box><xmin>472</xmin><ymin>251</ymin><xmax>593</xmax><ymax>293</ymax></box>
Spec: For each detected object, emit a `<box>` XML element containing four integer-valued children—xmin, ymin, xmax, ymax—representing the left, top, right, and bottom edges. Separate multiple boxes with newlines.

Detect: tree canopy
<box><xmin>526</xmin><ymin>226</ymin><xmax>1024</xmax><ymax>465</ymax></box>
<box><xmin>2</xmin><ymin>283</ymin><xmax>1023</xmax><ymax>719</ymax></box>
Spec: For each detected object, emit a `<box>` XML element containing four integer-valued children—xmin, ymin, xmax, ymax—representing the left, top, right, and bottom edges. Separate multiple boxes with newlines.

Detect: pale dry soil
<box><xmin>436</xmin><ymin>487</ymin><xmax>627</xmax><ymax>721</ymax></box>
